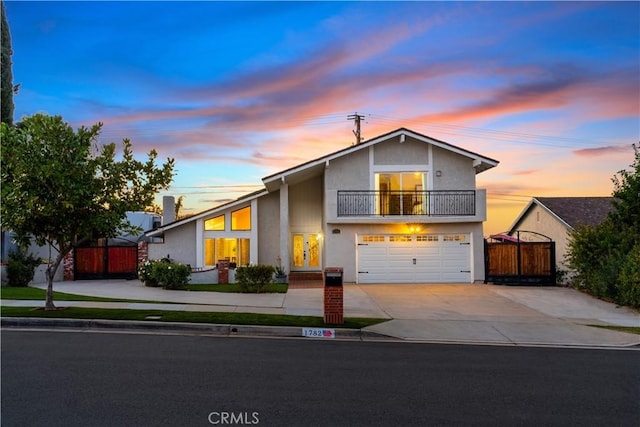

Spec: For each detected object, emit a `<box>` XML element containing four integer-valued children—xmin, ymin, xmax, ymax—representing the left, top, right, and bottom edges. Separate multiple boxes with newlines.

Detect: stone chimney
<box><xmin>162</xmin><ymin>196</ymin><xmax>176</xmax><ymax>225</ymax></box>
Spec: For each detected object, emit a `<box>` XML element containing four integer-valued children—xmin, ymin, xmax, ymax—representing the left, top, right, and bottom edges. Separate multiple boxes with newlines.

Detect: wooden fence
<box><xmin>75</xmin><ymin>245</ymin><xmax>138</xmax><ymax>280</ymax></box>
<box><xmin>485</xmin><ymin>240</ymin><xmax>555</xmax><ymax>285</ymax></box>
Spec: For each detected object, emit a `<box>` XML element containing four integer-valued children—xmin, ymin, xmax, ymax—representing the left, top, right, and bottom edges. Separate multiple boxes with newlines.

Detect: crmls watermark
<box><xmin>207</xmin><ymin>411</ymin><xmax>259</xmax><ymax>425</ymax></box>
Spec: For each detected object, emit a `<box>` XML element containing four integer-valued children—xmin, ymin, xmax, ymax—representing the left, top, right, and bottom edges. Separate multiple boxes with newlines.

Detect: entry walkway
<box><xmin>3</xmin><ymin>280</ymin><xmax>639</xmax><ymax>347</ymax></box>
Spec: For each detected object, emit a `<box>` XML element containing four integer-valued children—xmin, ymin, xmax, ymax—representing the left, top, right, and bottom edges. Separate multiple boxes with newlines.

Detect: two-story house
<box><xmin>145</xmin><ymin>128</ymin><xmax>499</xmax><ymax>284</ymax></box>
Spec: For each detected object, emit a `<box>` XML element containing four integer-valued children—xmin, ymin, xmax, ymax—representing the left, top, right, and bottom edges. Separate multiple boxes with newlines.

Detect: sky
<box><xmin>5</xmin><ymin>1</ymin><xmax>640</xmax><ymax>236</ymax></box>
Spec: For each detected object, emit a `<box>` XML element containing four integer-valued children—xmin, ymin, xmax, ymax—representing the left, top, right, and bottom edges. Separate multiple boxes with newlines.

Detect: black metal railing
<box><xmin>337</xmin><ymin>190</ymin><xmax>476</xmax><ymax>217</ymax></box>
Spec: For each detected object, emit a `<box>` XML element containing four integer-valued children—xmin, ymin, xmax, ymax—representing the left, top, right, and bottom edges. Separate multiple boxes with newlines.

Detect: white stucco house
<box><xmin>145</xmin><ymin>128</ymin><xmax>499</xmax><ymax>284</ymax></box>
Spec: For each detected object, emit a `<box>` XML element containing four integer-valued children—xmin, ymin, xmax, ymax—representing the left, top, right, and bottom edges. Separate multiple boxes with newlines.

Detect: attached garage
<box><xmin>357</xmin><ymin>234</ymin><xmax>471</xmax><ymax>283</ymax></box>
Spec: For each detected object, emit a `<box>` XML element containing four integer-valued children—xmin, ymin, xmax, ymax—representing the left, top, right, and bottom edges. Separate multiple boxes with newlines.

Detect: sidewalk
<box><xmin>2</xmin><ymin>280</ymin><xmax>639</xmax><ymax>348</ymax></box>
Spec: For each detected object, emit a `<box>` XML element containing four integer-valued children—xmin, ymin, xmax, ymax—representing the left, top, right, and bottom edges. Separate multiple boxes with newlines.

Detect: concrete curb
<box><xmin>0</xmin><ymin>317</ymin><xmax>397</xmax><ymax>342</ymax></box>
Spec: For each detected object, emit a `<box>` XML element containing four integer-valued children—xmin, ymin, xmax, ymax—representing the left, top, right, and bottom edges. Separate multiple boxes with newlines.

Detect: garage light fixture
<box><xmin>407</xmin><ymin>223</ymin><xmax>425</xmax><ymax>233</ymax></box>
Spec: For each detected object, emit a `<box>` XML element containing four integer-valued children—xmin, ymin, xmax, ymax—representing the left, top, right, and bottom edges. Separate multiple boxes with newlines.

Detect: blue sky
<box><xmin>5</xmin><ymin>1</ymin><xmax>640</xmax><ymax>234</ymax></box>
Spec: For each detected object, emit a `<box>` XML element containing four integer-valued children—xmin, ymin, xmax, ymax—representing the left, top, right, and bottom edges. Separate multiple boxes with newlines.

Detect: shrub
<box><xmin>138</xmin><ymin>259</ymin><xmax>161</xmax><ymax>287</ymax></box>
<box><xmin>150</xmin><ymin>259</ymin><xmax>191</xmax><ymax>290</ymax></box>
<box><xmin>617</xmin><ymin>245</ymin><xmax>640</xmax><ymax>308</ymax></box>
<box><xmin>6</xmin><ymin>249</ymin><xmax>41</xmax><ymax>287</ymax></box>
<box><xmin>235</xmin><ymin>264</ymin><xmax>275</xmax><ymax>293</ymax></box>
<box><xmin>140</xmin><ymin>258</ymin><xmax>190</xmax><ymax>290</ymax></box>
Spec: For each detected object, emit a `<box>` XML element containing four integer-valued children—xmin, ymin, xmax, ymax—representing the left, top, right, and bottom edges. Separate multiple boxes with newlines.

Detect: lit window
<box><xmin>375</xmin><ymin>172</ymin><xmax>427</xmax><ymax>215</ymax></box>
<box><xmin>204</xmin><ymin>215</ymin><xmax>225</xmax><ymax>231</ymax></box>
<box><xmin>204</xmin><ymin>238</ymin><xmax>251</xmax><ymax>266</ymax></box>
<box><xmin>390</xmin><ymin>235</ymin><xmax>412</xmax><ymax>242</ymax></box>
<box><xmin>231</xmin><ymin>206</ymin><xmax>251</xmax><ymax>230</ymax></box>
<box><xmin>363</xmin><ymin>235</ymin><xmax>385</xmax><ymax>243</ymax></box>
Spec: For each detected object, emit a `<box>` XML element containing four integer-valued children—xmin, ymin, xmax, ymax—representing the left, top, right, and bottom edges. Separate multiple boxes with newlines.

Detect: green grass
<box><xmin>0</xmin><ymin>286</ymin><xmax>177</xmax><ymax>304</ymax></box>
<box><xmin>588</xmin><ymin>324</ymin><xmax>640</xmax><ymax>335</ymax></box>
<box><xmin>186</xmin><ymin>283</ymin><xmax>288</xmax><ymax>293</ymax></box>
<box><xmin>0</xmin><ymin>306</ymin><xmax>386</xmax><ymax>329</ymax></box>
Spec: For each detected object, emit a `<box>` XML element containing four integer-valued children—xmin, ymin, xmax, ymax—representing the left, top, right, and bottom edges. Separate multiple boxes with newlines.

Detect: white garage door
<box><xmin>357</xmin><ymin>234</ymin><xmax>471</xmax><ymax>283</ymax></box>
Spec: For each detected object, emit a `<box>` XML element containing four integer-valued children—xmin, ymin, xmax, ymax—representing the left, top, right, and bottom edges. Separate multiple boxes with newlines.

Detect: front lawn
<box><xmin>0</xmin><ymin>286</ymin><xmax>175</xmax><ymax>303</ymax></box>
<box><xmin>588</xmin><ymin>324</ymin><xmax>640</xmax><ymax>335</ymax></box>
<box><xmin>186</xmin><ymin>283</ymin><xmax>288</xmax><ymax>293</ymax></box>
<box><xmin>0</xmin><ymin>306</ymin><xmax>385</xmax><ymax>329</ymax></box>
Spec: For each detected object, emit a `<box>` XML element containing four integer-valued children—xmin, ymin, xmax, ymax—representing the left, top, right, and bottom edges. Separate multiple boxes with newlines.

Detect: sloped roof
<box><xmin>509</xmin><ymin>197</ymin><xmax>614</xmax><ymax>232</ymax></box>
<box><xmin>262</xmin><ymin>127</ymin><xmax>499</xmax><ymax>191</ymax></box>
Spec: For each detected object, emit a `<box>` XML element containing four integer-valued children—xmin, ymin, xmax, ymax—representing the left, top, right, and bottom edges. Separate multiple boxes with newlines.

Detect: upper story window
<box><xmin>204</xmin><ymin>215</ymin><xmax>225</xmax><ymax>231</ymax></box>
<box><xmin>231</xmin><ymin>206</ymin><xmax>251</xmax><ymax>230</ymax></box>
<box><xmin>375</xmin><ymin>172</ymin><xmax>427</xmax><ymax>215</ymax></box>
<box><xmin>375</xmin><ymin>172</ymin><xmax>426</xmax><ymax>192</ymax></box>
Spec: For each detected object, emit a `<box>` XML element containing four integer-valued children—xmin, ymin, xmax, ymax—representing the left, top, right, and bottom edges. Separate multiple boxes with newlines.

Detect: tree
<box><xmin>567</xmin><ymin>144</ymin><xmax>640</xmax><ymax>308</ymax></box>
<box><xmin>0</xmin><ymin>114</ymin><xmax>175</xmax><ymax>309</ymax></box>
<box><xmin>1</xmin><ymin>0</ymin><xmax>16</xmax><ymax>125</ymax></box>
<box><xmin>610</xmin><ymin>144</ymin><xmax>640</xmax><ymax>238</ymax></box>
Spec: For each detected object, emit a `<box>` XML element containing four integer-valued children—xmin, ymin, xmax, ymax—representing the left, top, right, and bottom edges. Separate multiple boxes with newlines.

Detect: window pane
<box><xmin>239</xmin><ymin>239</ymin><xmax>250</xmax><ymax>266</ymax></box>
<box><xmin>204</xmin><ymin>215</ymin><xmax>225</xmax><ymax>231</ymax></box>
<box><xmin>215</xmin><ymin>238</ymin><xmax>238</xmax><ymax>263</ymax></box>
<box><xmin>204</xmin><ymin>239</ymin><xmax>216</xmax><ymax>266</ymax></box>
<box><xmin>231</xmin><ymin>206</ymin><xmax>251</xmax><ymax>230</ymax></box>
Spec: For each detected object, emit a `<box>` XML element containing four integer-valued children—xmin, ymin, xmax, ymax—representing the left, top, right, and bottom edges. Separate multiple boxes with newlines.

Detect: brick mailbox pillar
<box><xmin>218</xmin><ymin>260</ymin><xmax>230</xmax><ymax>284</ymax></box>
<box><xmin>323</xmin><ymin>267</ymin><xmax>344</xmax><ymax>324</ymax></box>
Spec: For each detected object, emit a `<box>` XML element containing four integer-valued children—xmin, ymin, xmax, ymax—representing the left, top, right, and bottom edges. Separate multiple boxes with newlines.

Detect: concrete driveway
<box><xmin>18</xmin><ymin>280</ymin><xmax>640</xmax><ymax>347</ymax></box>
<box><xmin>354</xmin><ymin>284</ymin><xmax>640</xmax><ymax>347</ymax></box>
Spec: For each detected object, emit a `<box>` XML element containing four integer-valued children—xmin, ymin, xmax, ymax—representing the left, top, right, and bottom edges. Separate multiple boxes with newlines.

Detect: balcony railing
<box><xmin>337</xmin><ymin>190</ymin><xmax>476</xmax><ymax>217</ymax></box>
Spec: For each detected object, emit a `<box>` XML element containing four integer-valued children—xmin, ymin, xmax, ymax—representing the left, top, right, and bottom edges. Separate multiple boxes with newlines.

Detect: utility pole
<box><xmin>347</xmin><ymin>113</ymin><xmax>365</xmax><ymax>145</ymax></box>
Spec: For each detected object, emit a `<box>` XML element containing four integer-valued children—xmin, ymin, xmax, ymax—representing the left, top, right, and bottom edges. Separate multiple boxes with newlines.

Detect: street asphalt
<box><xmin>2</xmin><ymin>280</ymin><xmax>639</xmax><ymax>348</ymax></box>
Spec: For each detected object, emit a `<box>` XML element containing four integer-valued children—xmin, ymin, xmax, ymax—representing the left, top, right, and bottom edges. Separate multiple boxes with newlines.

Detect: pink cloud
<box><xmin>573</xmin><ymin>145</ymin><xmax>633</xmax><ymax>157</ymax></box>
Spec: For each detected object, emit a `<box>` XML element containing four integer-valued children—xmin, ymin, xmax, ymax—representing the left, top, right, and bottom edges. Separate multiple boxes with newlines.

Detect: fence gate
<box><xmin>484</xmin><ymin>231</ymin><xmax>556</xmax><ymax>285</ymax></box>
<box><xmin>75</xmin><ymin>240</ymin><xmax>138</xmax><ymax>280</ymax></box>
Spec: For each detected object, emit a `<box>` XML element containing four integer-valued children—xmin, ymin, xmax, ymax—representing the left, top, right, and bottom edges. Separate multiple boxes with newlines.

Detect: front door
<box><xmin>292</xmin><ymin>233</ymin><xmax>321</xmax><ymax>271</ymax></box>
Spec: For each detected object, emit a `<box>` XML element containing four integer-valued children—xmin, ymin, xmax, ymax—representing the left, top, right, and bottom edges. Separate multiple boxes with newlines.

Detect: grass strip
<box><xmin>0</xmin><ymin>306</ymin><xmax>386</xmax><ymax>329</ymax></box>
<box><xmin>0</xmin><ymin>287</ymin><xmax>179</xmax><ymax>304</ymax></box>
<box><xmin>186</xmin><ymin>284</ymin><xmax>288</xmax><ymax>293</ymax></box>
<box><xmin>587</xmin><ymin>324</ymin><xmax>640</xmax><ymax>335</ymax></box>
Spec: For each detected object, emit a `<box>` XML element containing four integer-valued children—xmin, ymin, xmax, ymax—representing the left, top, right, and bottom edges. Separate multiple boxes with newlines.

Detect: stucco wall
<box><xmin>512</xmin><ymin>205</ymin><xmax>571</xmax><ymax>269</ymax></box>
<box><xmin>373</xmin><ymin>136</ymin><xmax>429</xmax><ymax>165</ymax></box>
<box><xmin>148</xmin><ymin>222</ymin><xmax>197</xmax><ymax>266</ymax></box>
<box><xmin>325</xmin><ymin>148</ymin><xmax>370</xmax><ymax>192</ymax></box>
<box><xmin>257</xmin><ymin>191</ymin><xmax>281</xmax><ymax>266</ymax></box>
<box><xmin>431</xmin><ymin>146</ymin><xmax>475</xmax><ymax>190</ymax></box>
<box><xmin>290</xmin><ymin>175</ymin><xmax>323</xmax><ymax>232</ymax></box>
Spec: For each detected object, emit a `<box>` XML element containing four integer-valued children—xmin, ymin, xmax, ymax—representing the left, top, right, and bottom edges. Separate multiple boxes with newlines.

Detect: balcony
<box><xmin>337</xmin><ymin>190</ymin><xmax>477</xmax><ymax>217</ymax></box>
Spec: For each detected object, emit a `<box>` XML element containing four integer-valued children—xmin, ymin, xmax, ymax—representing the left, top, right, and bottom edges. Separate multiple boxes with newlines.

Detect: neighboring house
<box><xmin>507</xmin><ymin>197</ymin><xmax>614</xmax><ymax>270</ymax></box>
<box><xmin>146</xmin><ymin>128</ymin><xmax>499</xmax><ymax>284</ymax></box>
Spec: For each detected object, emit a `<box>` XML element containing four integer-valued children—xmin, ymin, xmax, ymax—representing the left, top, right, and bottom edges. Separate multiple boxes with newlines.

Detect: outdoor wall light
<box><xmin>407</xmin><ymin>223</ymin><xmax>424</xmax><ymax>233</ymax></box>
<box><xmin>436</xmin><ymin>170</ymin><xmax>442</xmax><ymax>177</ymax></box>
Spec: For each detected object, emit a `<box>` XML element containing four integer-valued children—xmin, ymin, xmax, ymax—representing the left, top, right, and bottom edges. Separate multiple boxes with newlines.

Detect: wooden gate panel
<box><xmin>487</xmin><ymin>244</ymin><xmax>517</xmax><ymax>276</ymax></box>
<box><xmin>75</xmin><ymin>247</ymin><xmax>105</xmax><ymax>275</ymax></box>
<box><xmin>107</xmin><ymin>247</ymin><xmax>138</xmax><ymax>274</ymax></box>
<box><xmin>75</xmin><ymin>245</ymin><xmax>138</xmax><ymax>279</ymax></box>
<box><xmin>485</xmin><ymin>240</ymin><xmax>555</xmax><ymax>285</ymax></box>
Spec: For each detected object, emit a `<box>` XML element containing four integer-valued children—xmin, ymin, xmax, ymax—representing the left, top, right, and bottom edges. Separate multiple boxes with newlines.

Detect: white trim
<box><xmin>279</xmin><ymin>183</ymin><xmax>290</xmax><ymax>272</ymax></box>
<box><xmin>369</xmin><ymin>146</ymin><xmax>375</xmax><ymax>191</ymax></box>
<box><xmin>196</xmin><ymin>219</ymin><xmax>204</xmax><ymax>268</ymax></box>
<box><xmin>250</xmin><ymin>199</ymin><xmax>259</xmax><ymax>264</ymax></box>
